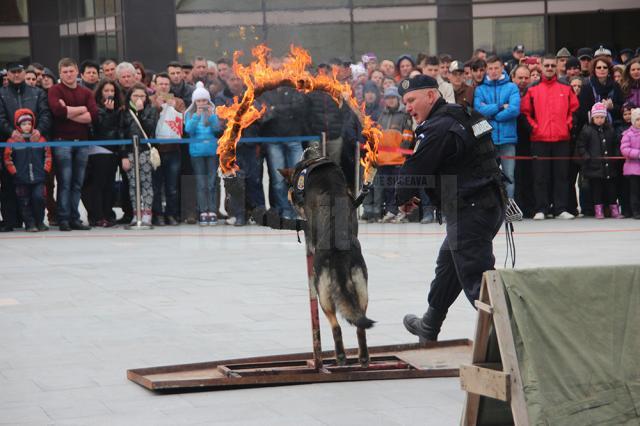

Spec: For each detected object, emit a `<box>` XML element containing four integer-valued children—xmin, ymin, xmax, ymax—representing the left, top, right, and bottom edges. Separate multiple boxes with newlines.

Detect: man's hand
<box><xmin>399</xmin><ymin>196</ymin><xmax>421</xmax><ymax>214</ymax></box>
<box><xmin>30</xmin><ymin>130</ymin><xmax>41</xmax><ymax>141</ymax></box>
<box><xmin>59</xmin><ymin>99</ymin><xmax>66</xmax><ymax>108</ymax></box>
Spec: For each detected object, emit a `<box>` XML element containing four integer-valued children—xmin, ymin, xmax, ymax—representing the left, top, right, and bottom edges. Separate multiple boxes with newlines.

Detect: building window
<box><xmin>0</xmin><ymin>0</ymin><xmax>28</xmax><ymax>24</ymax></box>
<box><xmin>0</xmin><ymin>38</ymin><xmax>30</xmax><ymax>66</ymax></box>
<box><xmin>176</xmin><ymin>0</ymin><xmax>262</xmax><ymax>12</ymax></box>
<box><xmin>178</xmin><ymin>26</ymin><xmax>264</xmax><ymax>62</ymax></box>
<box><xmin>353</xmin><ymin>0</ymin><xmax>433</xmax><ymax>5</ymax></box>
<box><xmin>354</xmin><ymin>20</ymin><xmax>436</xmax><ymax>61</ymax></box>
<box><xmin>265</xmin><ymin>0</ymin><xmax>348</xmax><ymax>10</ymax></box>
<box><xmin>473</xmin><ymin>16</ymin><xmax>544</xmax><ymax>57</ymax></box>
<box><xmin>266</xmin><ymin>23</ymin><xmax>351</xmax><ymax>61</ymax></box>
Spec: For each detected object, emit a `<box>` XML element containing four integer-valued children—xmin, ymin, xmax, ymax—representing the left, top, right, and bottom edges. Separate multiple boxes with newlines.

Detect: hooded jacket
<box><xmin>4</xmin><ymin>108</ymin><xmax>52</xmax><ymax>185</ymax></box>
<box><xmin>620</xmin><ymin>126</ymin><xmax>640</xmax><ymax>176</ymax></box>
<box><xmin>521</xmin><ymin>75</ymin><xmax>579</xmax><ymax>142</ymax></box>
<box><xmin>473</xmin><ymin>70</ymin><xmax>520</xmax><ymax>145</ymax></box>
<box><xmin>576</xmin><ymin>76</ymin><xmax>624</xmax><ymax>132</ymax></box>
<box><xmin>377</xmin><ymin>103</ymin><xmax>413</xmax><ymax>166</ymax></box>
<box><xmin>363</xmin><ymin>81</ymin><xmax>382</xmax><ymax>121</ymax></box>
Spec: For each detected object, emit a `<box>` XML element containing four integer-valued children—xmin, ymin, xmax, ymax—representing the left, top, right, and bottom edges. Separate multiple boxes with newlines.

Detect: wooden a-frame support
<box><xmin>460</xmin><ymin>271</ymin><xmax>530</xmax><ymax>426</ymax></box>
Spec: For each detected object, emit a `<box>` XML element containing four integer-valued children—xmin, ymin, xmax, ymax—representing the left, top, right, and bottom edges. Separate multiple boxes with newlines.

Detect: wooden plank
<box><xmin>127</xmin><ymin>339</ymin><xmax>473</xmax><ymax>391</ymax></box>
<box><xmin>460</xmin><ymin>364</ymin><xmax>510</xmax><ymax>402</ymax></box>
<box><xmin>474</xmin><ymin>300</ymin><xmax>493</xmax><ymax>314</ymax></box>
<box><xmin>461</xmin><ymin>274</ymin><xmax>493</xmax><ymax>426</ymax></box>
<box><xmin>486</xmin><ymin>271</ymin><xmax>530</xmax><ymax>426</ymax></box>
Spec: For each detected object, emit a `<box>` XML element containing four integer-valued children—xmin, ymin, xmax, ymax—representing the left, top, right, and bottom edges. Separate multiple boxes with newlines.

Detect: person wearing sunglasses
<box><xmin>576</xmin><ymin>56</ymin><xmax>624</xmax><ymax>133</ymax></box>
<box><xmin>521</xmin><ymin>54</ymin><xmax>580</xmax><ymax>220</ymax></box>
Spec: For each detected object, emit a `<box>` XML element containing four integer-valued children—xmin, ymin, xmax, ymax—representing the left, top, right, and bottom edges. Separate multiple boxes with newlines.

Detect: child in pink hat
<box><xmin>576</xmin><ymin>102</ymin><xmax>622</xmax><ymax>218</ymax></box>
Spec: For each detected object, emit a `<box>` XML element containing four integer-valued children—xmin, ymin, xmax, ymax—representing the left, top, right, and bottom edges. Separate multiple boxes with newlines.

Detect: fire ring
<box><xmin>215</xmin><ymin>45</ymin><xmax>380</xmax><ymax>185</ymax></box>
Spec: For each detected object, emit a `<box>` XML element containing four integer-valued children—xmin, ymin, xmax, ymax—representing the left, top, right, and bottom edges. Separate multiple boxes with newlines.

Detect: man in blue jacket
<box><xmin>474</xmin><ymin>55</ymin><xmax>520</xmax><ymax>198</ymax></box>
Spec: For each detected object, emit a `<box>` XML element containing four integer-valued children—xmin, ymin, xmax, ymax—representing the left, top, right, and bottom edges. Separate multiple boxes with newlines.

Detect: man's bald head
<box><xmin>402</xmin><ymin>88</ymin><xmax>441</xmax><ymax>123</ymax></box>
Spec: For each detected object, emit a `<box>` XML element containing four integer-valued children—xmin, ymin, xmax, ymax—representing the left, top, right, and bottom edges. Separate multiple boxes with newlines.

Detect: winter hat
<box><xmin>395</xmin><ymin>54</ymin><xmax>415</xmax><ymax>69</ymax></box>
<box><xmin>363</xmin><ymin>80</ymin><xmax>379</xmax><ymax>95</ymax></box>
<box><xmin>14</xmin><ymin>108</ymin><xmax>35</xmax><ymax>129</ymax></box>
<box><xmin>565</xmin><ymin>56</ymin><xmax>580</xmax><ymax>70</ymax></box>
<box><xmin>594</xmin><ymin>46</ymin><xmax>612</xmax><ymax>58</ymax></box>
<box><xmin>632</xmin><ymin>108</ymin><xmax>640</xmax><ymax>126</ymax></box>
<box><xmin>556</xmin><ymin>47</ymin><xmax>571</xmax><ymax>58</ymax></box>
<box><xmin>383</xmin><ymin>86</ymin><xmax>400</xmax><ymax>99</ymax></box>
<box><xmin>191</xmin><ymin>81</ymin><xmax>211</xmax><ymax>102</ymax></box>
<box><xmin>590</xmin><ymin>102</ymin><xmax>607</xmax><ymax>119</ymax></box>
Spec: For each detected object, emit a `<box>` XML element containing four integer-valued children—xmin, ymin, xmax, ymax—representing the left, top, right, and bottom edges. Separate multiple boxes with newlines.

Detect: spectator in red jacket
<box><xmin>521</xmin><ymin>54</ymin><xmax>580</xmax><ymax>220</ymax></box>
<box><xmin>47</xmin><ymin>57</ymin><xmax>98</xmax><ymax>231</ymax></box>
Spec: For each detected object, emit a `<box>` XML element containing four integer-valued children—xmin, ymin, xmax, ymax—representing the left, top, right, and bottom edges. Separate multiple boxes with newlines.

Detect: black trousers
<box><xmin>589</xmin><ymin>178</ymin><xmax>617</xmax><ymax>205</ymax></box>
<box><xmin>0</xmin><ymin>168</ymin><xmax>19</xmax><ymax>227</ymax></box>
<box><xmin>629</xmin><ymin>176</ymin><xmax>640</xmax><ymax>216</ymax></box>
<box><xmin>427</xmin><ymin>201</ymin><xmax>504</xmax><ymax>312</ymax></box>
<box><xmin>531</xmin><ymin>141</ymin><xmax>570</xmax><ymax>215</ymax></box>
<box><xmin>82</xmin><ymin>153</ymin><xmax>117</xmax><ymax>223</ymax></box>
<box><xmin>16</xmin><ymin>183</ymin><xmax>45</xmax><ymax>227</ymax></box>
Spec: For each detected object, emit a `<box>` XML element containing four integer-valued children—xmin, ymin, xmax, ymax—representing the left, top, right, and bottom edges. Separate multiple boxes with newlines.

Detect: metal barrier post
<box><xmin>125</xmin><ymin>135</ymin><xmax>152</xmax><ymax>230</ymax></box>
<box><xmin>321</xmin><ymin>132</ymin><xmax>327</xmax><ymax>157</ymax></box>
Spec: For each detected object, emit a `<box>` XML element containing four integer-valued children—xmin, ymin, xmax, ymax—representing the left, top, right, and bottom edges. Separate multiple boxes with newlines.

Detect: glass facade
<box><xmin>0</xmin><ymin>0</ymin><xmax>29</xmax><ymax>23</ymax></box>
<box><xmin>473</xmin><ymin>16</ymin><xmax>545</xmax><ymax>57</ymax></box>
<box><xmin>176</xmin><ymin>0</ymin><xmax>262</xmax><ymax>12</ymax></box>
<box><xmin>354</xmin><ymin>21</ymin><xmax>436</xmax><ymax>61</ymax></box>
<box><xmin>178</xmin><ymin>25</ymin><xmax>264</xmax><ymax>62</ymax></box>
<box><xmin>268</xmin><ymin>23</ymin><xmax>351</xmax><ymax>60</ymax></box>
<box><xmin>0</xmin><ymin>38</ymin><xmax>30</xmax><ymax>67</ymax></box>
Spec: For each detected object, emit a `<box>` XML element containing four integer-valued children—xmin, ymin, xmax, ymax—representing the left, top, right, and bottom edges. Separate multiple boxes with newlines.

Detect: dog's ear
<box><xmin>278</xmin><ymin>168</ymin><xmax>295</xmax><ymax>185</ymax></box>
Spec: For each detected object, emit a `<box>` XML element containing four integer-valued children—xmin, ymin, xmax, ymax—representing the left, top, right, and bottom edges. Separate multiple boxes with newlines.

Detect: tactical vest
<box><xmin>429</xmin><ymin>104</ymin><xmax>507</xmax><ymax>209</ymax></box>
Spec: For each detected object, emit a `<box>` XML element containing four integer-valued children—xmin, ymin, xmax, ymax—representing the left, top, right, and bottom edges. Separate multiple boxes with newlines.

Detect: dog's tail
<box><xmin>332</xmin><ymin>260</ymin><xmax>376</xmax><ymax>329</ymax></box>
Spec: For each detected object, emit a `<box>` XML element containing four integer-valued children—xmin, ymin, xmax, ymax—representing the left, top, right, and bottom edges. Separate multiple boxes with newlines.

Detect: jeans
<box><xmin>379</xmin><ymin>165</ymin><xmax>400</xmax><ymax>215</ymax></box>
<box><xmin>264</xmin><ymin>141</ymin><xmax>303</xmax><ymax>218</ymax></box>
<box><xmin>191</xmin><ymin>155</ymin><xmax>218</xmax><ymax>214</ymax></box>
<box><xmin>152</xmin><ymin>150</ymin><xmax>182</xmax><ymax>217</ymax></box>
<box><xmin>54</xmin><ymin>146</ymin><xmax>89</xmax><ymax>224</ymax></box>
<box><xmin>495</xmin><ymin>143</ymin><xmax>516</xmax><ymax>199</ymax></box>
<box><xmin>16</xmin><ymin>183</ymin><xmax>45</xmax><ymax>227</ymax></box>
<box><xmin>236</xmin><ymin>143</ymin><xmax>265</xmax><ymax>210</ymax></box>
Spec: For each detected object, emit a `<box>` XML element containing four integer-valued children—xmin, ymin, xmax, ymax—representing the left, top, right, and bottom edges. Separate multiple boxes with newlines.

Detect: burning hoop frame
<box><xmin>215</xmin><ymin>45</ymin><xmax>381</xmax><ymax>186</ymax></box>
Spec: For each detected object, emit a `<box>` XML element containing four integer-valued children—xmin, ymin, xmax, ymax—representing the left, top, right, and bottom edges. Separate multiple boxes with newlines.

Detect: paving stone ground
<box><xmin>1</xmin><ymin>218</ymin><xmax>638</xmax><ymax>425</ymax></box>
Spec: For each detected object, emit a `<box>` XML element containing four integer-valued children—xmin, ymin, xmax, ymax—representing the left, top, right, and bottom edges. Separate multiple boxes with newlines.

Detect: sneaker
<box><xmin>225</xmin><ymin>216</ymin><xmax>237</xmax><ymax>226</ymax></box>
<box><xmin>208</xmin><ymin>212</ymin><xmax>218</xmax><ymax>225</ymax></box>
<box><xmin>70</xmin><ymin>221</ymin><xmax>91</xmax><ymax>230</ymax></box>
<box><xmin>557</xmin><ymin>211</ymin><xmax>575</xmax><ymax>220</ymax></box>
<box><xmin>152</xmin><ymin>216</ymin><xmax>166</xmax><ymax>226</ymax></box>
<box><xmin>25</xmin><ymin>224</ymin><xmax>38</xmax><ymax>232</ymax></box>
<box><xmin>381</xmin><ymin>212</ymin><xmax>396</xmax><ymax>223</ymax></box>
<box><xmin>37</xmin><ymin>223</ymin><xmax>49</xmax><ymax>232</ymax></box>
<box><xmin>165</xmin><ymin>216</ymin><xmax>179</xmax><ymax>226</ymax></box>
<box><xmin>533</xmin><ymin>212</ymin><xmax>545</xmax><ymax>220</ymax></box>
<box><xmin>198</xmin><ymin>213</ymin><xmax>209</xmax><ymax>226</ymax></box>
<box><xmin>393</xmin><ymin>212</ymin><xmax>408</xmax><ymax>223</ymax></box>
<box><xmin>58</xmin><ymin>222</ymin><xmax>71</xmax><ymax>231</ymax></box>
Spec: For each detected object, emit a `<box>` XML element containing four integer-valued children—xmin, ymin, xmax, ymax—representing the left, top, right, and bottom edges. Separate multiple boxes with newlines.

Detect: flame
<box><xmin>216</xmin><ymin>44</ymin><xmax>380</xmax><ymax>183</ymax></box>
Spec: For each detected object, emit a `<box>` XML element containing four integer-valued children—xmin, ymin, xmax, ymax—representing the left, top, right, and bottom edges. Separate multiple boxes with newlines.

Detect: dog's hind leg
<box><xmin>325</xmin><ymin>309</ymin><xmax>347</xmax><ymax>366</ymax></box>
<box><xmin>357</xmin><ymin>327</ymin><xmax>370</xmax><ymax>368</ymax></box>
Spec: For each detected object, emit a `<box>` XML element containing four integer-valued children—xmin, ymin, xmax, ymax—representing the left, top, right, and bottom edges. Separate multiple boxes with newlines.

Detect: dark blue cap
<box><xmin>397</xmin><ymin>75</ymin><xmax>439</xmax><ymax>97</ymax></box>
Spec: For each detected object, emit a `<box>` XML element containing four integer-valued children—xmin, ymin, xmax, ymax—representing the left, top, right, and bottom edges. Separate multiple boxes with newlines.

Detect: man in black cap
<box><xmin>0</xmin><ymin>61</ymin><xmax>52</xmax><ymax>232</ymax></box>
<box><xmin>576</xmin><ymin>47</ymin><xmax>593</xmax><ymax>78</ymax></box>
<box><xmin>505</xmin><ymin>44</ymin><xmax>525</xmax><ymax>75</ymax></box>
<box><xmin>395</xmin><ymin>75</ymin><xmax>506</xmax><ymax>342</ymax></box>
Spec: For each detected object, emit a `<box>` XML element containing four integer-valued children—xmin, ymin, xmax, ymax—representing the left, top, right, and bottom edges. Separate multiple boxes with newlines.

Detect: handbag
<box><xmin>128</xmin><ymin>108</ymin><xmax>161</xmax><ymax>170</ymax></box>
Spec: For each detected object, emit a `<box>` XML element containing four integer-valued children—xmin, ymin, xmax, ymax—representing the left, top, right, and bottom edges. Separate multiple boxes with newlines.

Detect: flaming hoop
<box><xmin>216</xmin><ymin>45</ymin><xmax>380</xmax><ymax>186</ymax></box>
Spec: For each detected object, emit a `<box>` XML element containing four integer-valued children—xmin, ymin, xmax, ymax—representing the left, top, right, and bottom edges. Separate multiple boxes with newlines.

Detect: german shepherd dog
<box><xmin>281</xmin><ymin>147</ymin><xmax>375</xmax><ymax>367</ymax></box>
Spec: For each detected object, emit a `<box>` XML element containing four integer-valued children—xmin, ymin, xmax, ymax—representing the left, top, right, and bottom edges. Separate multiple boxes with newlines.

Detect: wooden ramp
<box><xmin>128</xmin><ymin>339</ymin><xmax>472</xmax><ymax>392</ymax></box>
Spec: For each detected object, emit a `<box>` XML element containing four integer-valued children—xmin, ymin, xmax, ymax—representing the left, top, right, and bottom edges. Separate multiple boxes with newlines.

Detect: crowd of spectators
<box><xmin>1</xmin><ymin>43</ymin><xmax>640</xmax><ymax>232</ymax></box>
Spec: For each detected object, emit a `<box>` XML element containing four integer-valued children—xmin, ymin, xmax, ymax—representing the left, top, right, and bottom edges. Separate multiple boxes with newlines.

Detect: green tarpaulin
<box><xmin>498</xmin><ymin>265</ymin><xmax>640</xmax><ymax>425</ymax></box>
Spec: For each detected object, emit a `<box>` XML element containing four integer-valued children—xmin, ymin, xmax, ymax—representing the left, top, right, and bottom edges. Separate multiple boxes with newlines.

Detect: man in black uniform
<box><xmin>395</xmin><ymin>75</ymin><xmax>505</xmax><ymax>342</ymax></box>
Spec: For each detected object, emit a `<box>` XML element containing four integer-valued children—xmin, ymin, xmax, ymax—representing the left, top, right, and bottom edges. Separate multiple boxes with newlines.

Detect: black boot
<box><xmin>403</xmin><ymin>306</ymin><xmax>447</xmax><ymax>343</ymax></box>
